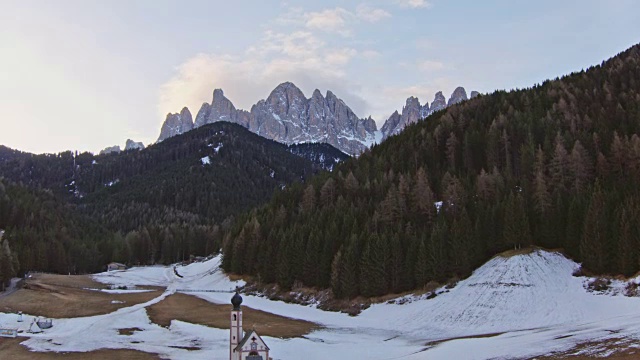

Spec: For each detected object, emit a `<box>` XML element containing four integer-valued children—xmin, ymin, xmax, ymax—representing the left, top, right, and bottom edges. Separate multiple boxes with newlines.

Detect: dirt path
<box><xmin>0</xmin><ymin>277</ymin><xmax>22</xmax><ymax>298</ymax></box>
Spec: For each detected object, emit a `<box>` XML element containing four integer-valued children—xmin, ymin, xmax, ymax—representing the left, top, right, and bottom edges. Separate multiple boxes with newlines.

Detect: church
<box><xmin>229</xmin><ymin>291</ymin><xmax>270</xmax><ymax>360</ymax></box>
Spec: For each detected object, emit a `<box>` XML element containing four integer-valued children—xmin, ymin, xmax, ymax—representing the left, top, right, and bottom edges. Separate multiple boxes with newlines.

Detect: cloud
<box><xmin>394</xmin><ymin>0</ymin><xmax>431</xmax><ymax>9</ymax></box>
<box><xmin>159</xmin><ymin>31</ymin><xmax>368</xmax><ymax>121</ymax></box>
<box><xmin>417</xmin><ymin>60</ymin><xmax>446</xmax><ymax>72</ymax></box>
<box><xmin>296</xmin><ymin>5</ymin><xmax>391</xmax><ymax>36</ymax></box>
<box><xmin>356</xmin><ymin>4</ymin><xmax>392</xmax><ymax>22</ymax></box>
<box><xmin>304</xmin><ymin>7</ymin><xmax>352</xmax><ymax>36</ymax></box>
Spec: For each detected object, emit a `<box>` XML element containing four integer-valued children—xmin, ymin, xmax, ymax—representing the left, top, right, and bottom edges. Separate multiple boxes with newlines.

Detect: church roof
<box><xmin>234</xmin><ymin>329</ymin><xmax>270</xmax><ymax>351</ymax></box>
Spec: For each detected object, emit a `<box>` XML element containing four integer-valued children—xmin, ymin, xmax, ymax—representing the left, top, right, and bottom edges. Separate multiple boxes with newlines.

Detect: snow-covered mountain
<box><xmin>158</xmin><ymin>82</ymin><xmax>378</xmax><ymax>156</ymax></box>
<box><xmin>380</xmin><ymin>86</ymin><xmax>477</xmax><ymax>140</ymax></box>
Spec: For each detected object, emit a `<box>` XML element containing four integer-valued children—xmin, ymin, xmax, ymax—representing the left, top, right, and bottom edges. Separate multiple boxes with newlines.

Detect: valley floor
<box><xmin>1</xmin><ymin>250</ymin><xmax>640</xmax><ymax>359</ymax></box>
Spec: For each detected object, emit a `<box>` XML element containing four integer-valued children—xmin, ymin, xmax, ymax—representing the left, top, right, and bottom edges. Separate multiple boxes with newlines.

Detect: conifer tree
<box><xmin>580</xmin><ymin>182</ymin><xmax>607</xmax><ymax>273</ymax></box>
<box><xmin>503</xmin><ymin>192</ymin><xmax>532</xmax><ymax>249</ymax></box>
<box><xmin>617</xmin><ymin>199</ymin><xmax>638</xmax><ymax>276</ymax></box>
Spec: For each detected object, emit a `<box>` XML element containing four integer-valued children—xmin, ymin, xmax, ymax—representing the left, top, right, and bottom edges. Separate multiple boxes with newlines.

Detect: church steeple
<box><xmin>230</xmin><ymin>291</ymin><xmax>243</xmax><ymax>360</ymax></box>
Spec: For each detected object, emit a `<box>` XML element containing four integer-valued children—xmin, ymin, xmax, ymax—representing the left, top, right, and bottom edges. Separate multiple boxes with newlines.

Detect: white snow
<box><xmin>201</xmin><ymin>156</ymin><xmax>210</xmax><ymax>165</ymax></box>
<box><xmin>6</xmin><ymin>250</ymin><xmax>640</xmax><ymax>359</ymax></box>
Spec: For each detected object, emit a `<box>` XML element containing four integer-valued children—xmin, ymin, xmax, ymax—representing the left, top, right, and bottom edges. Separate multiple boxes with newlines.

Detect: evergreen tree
<box><xmin>580</xmin><ymin>183</ymin><xmax>607</xmax><ymax>273</ymax></box>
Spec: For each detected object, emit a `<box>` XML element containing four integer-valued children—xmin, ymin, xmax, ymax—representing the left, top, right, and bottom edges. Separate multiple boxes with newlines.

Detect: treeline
<box><xmin>222</xmin><ymin>44</ymin><xmax>640</xmax><ymax>298</ymax></box>
<box><xmin>0</xmin><ymin>123</ymin><xmax>346</xmax><ymax>278</ymax></box>
<box><xmin>0</xmin><ymin>177</ymin><xmax>223</xmax><ymax>280</ymax></box>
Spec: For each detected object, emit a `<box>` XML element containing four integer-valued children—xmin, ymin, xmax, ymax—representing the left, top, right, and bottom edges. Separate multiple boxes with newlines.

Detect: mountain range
<box><xmin>157</xmin><ymin>83</ymin><xmax>477</xmax><ymax>155</ymax></box>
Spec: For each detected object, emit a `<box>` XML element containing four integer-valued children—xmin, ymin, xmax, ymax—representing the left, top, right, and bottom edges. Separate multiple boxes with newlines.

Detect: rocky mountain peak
<box><xmin>99</xmin><ymin>145</ymin><xmax>121</xmax><ymax>155</ymax></box>
<box><xmin>125</xmin><ymin>139</ymin><xmax>145</xmax><ymax>151</ymax></box>
<box><xmin>447</xmin><ymin>86</ymin><xmax>468</xmax><ymax>106</ymax></box>
<box><xmin>212</xmin><ymin>88</ymin><xmax>224</xmax><ymax>101</ymax></box>
<box><xmin>312</xmin><ymin>89</ymin><xmax>324</xmax><ymax>100</ymax></box>
<box><xmin>158</xmin><ymin>107</ymin><xmax>194</xmax><ymax>142</ymax></box>
<box><xmin>470</xmin><ymin>91</ymin><xmax>480</xmax><ymax>99</ymax></box>
<box><xmin>430</xmin><ymin>91</ymin><xmax>447</xmax><ymax>113</ymax></box>
<box><xmin>158</xmin><ymin>82</ymin><xmax>375</xmax><ymax>155</ymax></box>
<box><xmin>381</xmin><ymin>86</ymin><xmax>477</xmax><ymax>140</ymax></box>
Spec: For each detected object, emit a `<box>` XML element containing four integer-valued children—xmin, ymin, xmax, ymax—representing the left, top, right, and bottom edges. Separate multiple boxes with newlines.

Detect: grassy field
<box><xmin>0</xmin><ymin>337</ymin><xmax>162</xmax><ymax>360</ymax></box>
<box><xmin>146</xmin><ymin>292</ymin><xmax>319</xmax><ymax>338</ymax></box>
<box><xmin>0</xmin><ymin>273</ymin><xmax>163</xmax><ymax>318</ymax></box>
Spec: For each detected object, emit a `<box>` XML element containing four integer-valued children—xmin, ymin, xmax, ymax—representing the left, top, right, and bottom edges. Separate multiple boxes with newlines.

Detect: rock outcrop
<box><xmin>381</xmin><ymin>87</ymin><xmax>476</xmax><ymax>140</ymax></box>
<box><xmin>158</xmin><ymin>82</ymin><xmax>478</xmax><ymax>153</ymax></box>
<box><xmin>380</xmin><ymin>96</ymin><xmax>429</xmax><ymax>138</ymax></box>
<box><xmin>125</xmin><ymin>139</ymin><xmax>145</xmax><ymax>151</ymax></box>
<box><xmin>430</xmin><ymin>91</ymin><xmax>447</xmax><ymax>113</ymax></box>
<box><xmin>161</xmin><ymin>82</ymin><xmax>378</xmax><ymax>155</ymax></box>
<box><xmin>99</xmin><ymin>146</ymin><xmax>121</xmax><ymax>155</ymax></box>
<box><xmin>470</xmin><ymin>91</ymin><xmax>480</xmax><ymax>99</ymax></box>
<box><xmin>447</xmin><ymin>86</ymin><xmax>468</xmax><ymax>106</ymax></box>
<box><xmin>158</xmin><ymin>107</ymin><xmax>193</xmax><ymax>142</ymax></box>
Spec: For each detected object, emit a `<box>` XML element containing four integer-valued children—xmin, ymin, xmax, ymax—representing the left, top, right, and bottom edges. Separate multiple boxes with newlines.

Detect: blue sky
<box><xmin>1</xmin><ymin>0</ymin><xmax>639</xmax><ymax>154</ymax></box>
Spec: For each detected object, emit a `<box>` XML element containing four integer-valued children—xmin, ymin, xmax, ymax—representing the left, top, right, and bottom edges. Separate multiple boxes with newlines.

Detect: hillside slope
<box><xmin>222</xmin><ymin>43</ymin><xmax>640</xmax><ymax>298</ymax></box>
<box><xmin>9</xmin><ymin>249</ymin><xmax>640</xmax><ymax>360</ymax></box>
<box><xmin>0</xmin><ymin>122</ymin><xmax>348</xmax><ymax>275</ymax></box>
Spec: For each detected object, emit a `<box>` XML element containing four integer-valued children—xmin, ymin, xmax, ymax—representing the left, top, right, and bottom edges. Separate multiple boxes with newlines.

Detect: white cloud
<box><xmin>295</xmin><ymin>5</ymin><xmax>390</xmax><ymax>36</ymax></box>
<box><xmin>159</xmin><ymin>31</ymin><xmax>368</xmax><ymax>121</ymax></box>
<box><xmin>356</xmin><ymin>4</ymin><xmax>392</xmax><ymax>22</ymax></box>
<box><xmin>304</xmin><ymin>7</ymin><xmax>352</xmax><ymax>36</ymax></box>
<box><xmin>417</xmin><ymin>60</ymin><xmax>446</xmax><ymax>72</ymax></box>
<box><xmin>394</xmin><ymin>0</ymin><xmax>431</xmax><ymax>9</ymax></box>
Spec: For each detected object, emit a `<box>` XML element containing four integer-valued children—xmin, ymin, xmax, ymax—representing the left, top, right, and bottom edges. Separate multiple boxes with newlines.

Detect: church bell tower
<box><xmin>230</xmin><ymin>291</ymin><xmax>243</xmax><ymax>360</ymax></box>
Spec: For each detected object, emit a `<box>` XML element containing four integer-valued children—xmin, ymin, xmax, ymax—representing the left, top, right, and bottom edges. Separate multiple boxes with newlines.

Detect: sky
<box><xmin>0</xmin><ymin>0</ymin><xmax>639</xmax><ymax>154</ymax></box>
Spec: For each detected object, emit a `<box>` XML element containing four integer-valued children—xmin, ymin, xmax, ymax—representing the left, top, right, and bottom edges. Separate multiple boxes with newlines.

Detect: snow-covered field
<box><xmin>3</xmin><ymin>250</ymin><xmax>640</xmax><ymax>359</ymax></box>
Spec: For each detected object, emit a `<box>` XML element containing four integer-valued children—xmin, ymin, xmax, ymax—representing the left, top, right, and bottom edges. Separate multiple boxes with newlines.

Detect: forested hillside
<box><xmin>0</xmin><ymin>122</ymin><xmax>347</xmax><ymax>283</ymax></box>
<box><xmin>222</xmin><ymin>44</ymin><xmax>640</xmax><ymax>298</ymax></box>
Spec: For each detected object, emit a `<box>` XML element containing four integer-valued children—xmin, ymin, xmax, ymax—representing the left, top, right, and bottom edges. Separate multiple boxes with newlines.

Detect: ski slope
<box><xmin>3</xmin><ymin>250</ymin><xmax>640</xmax><ymax>359</ymax></box>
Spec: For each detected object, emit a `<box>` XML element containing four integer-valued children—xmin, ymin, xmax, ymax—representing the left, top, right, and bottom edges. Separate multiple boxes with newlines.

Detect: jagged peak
<box><xmin>405</xmin><ymin>96</ymin><xmax>421</xmax><ymax>107</ymax></box>
<box><xmin>447</xmin><ymin>86</ymin><xmax>469</xmax><ymax>106</ymax></box>
<box><xmin>273</xmin><ymin>81</ymin><xmax>302</xmax><ymax>93</ymax></box>
<box><xmin>213</xmin><ymin>88</ymin><xmax>224</xmax><ymax>97</ymax></box>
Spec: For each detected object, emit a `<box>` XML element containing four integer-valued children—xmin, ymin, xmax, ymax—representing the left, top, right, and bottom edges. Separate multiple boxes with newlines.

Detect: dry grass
<box><xmin>533</xmin><ymin>337</ymin><xmax>640</xmax><ymax>359</ymax></box>
<box><xmin>146</xmin><ymin>293</ymin><xmax>319</xmax><ymax>338</ymax></box>
<box><xmin>0</xmin><ymin>337</ymin><xmax>162</xmax><ymax>360</ymax></box>
<box><xmin>29</xmin><ymin>273</ymin><xmax>109</xmax><ymax>289</ymax></box>
<box><xmin>0</xmin><ymin>274</ymin><xmax>163</xmax><ymax>318</ymax></box>
<box><xmin>118</xmin><ymin>327</ymin><xmax>143</xmax><ymax>336</ymax></box>
<box><xmin>496</xmin><ymin>246</ymin><xmax>566</xmax><ymax>259</ymax></box>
